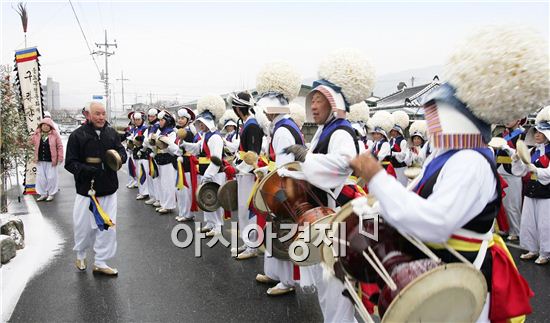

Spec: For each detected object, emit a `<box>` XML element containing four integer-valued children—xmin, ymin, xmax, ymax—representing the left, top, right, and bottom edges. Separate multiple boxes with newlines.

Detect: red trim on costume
<box><xmin>496</xmin><ymin>175</ymin><xmax>510</xmax><ymax>232</ymax></box>
<box><xmin>385</xmin><ymin>163</ymin><xmax>397</xmax><ymax>178</ymax></box>
<box><xmin>340</xmin><ymin>185</ymin><xmax>362</xmax><ymax>200</ymax></box>
<box><xmin>539</xmin><ymin>155</ymin><xmax>549</xmax><ymax>168</ymax></box>
<box><xmin>189</xmin><ymin>156</ymin><xmax>199</xmax><ymax>212</ymax></box>
<box><xmin>269</xmin><ymin>143</ymin><xmax>276</xmax><ymax>162</ymax></box>
<box><xmin>489</xmin><ymin>244</ymin><xmax>534</xmax><ymax>322</ymax></box>
<box><xmin>392</xmin><ymin>143</ymin><xmax>401</xmax><ymax>152</ymax></box>
<box><xmin>360</xmin><ymin>282</ymin><xmax>380</xmax><ymax>315</ymax></box>
<box><xmin>293</xmin><ymin>265</ymin><xmax>301</xmax><ymax>280</ymax></box>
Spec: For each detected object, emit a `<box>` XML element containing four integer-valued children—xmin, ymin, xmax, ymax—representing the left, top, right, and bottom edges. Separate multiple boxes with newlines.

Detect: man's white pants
<box><xmin>520</xmin><ymin>196</ymin><xmax>550</xmax><ymax>257</ymax></box>
<box><xmin>176</xmin><ymin>172</ymin><xmax>193</xmax><ymax>219</ymax></box>
<box><xmin>72</xmin><ymin>193</ymin><xmax>117</xmax><ymax>267</ymax></box>
<box><xmin>158</xmin><ymin>164</ymin><xmax>177</xmax><ymax>209</ymax></box>
<box><xmin>299</xmin><ymin>264</ymin><xmax>356</xmax><ymax>323</ymax></box>
<box><xmin>152</xmin><ymin>177</ymin><xmax>161</xmax><ymax>202</ymax></box>
<box><xmin>501</xmin><ymin>173</ymin><xmax>523</xmax><ymax>236</ymax></box>
<box><xmin>264</xmin><ymin>252</ymin><xmax>295</xmax><ymax>288</ymax></box>
<box><xmin>136</xmin><ymin>159</ymin><xmax>149</xmax><ymax>196</ymax></box>
<box><xmin>201</xmin><ymin>173</ymin><xmax>225</xmax><ymax>232</ymax></box>
<box><xmin>236</xmin><ymin>173</ymin><xmax>258</xmax><ymax>250</ymax></box>
<box><xmin>36</xmin><ymin>161</ymin><xmax>59</xmax><ymax>196</ymax></box>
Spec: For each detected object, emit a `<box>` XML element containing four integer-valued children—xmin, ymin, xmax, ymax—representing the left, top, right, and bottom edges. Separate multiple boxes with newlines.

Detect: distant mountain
<box><xmin>373</xmin><ymin>65</ymin><xmax>443</xmax><ymax>98</ymax></box>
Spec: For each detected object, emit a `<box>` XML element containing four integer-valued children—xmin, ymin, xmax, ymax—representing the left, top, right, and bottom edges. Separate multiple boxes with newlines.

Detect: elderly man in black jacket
<box><xmin>65</xmin><ymin>102</ymin><xmax>127</xmax><ymax>276</ymax></box>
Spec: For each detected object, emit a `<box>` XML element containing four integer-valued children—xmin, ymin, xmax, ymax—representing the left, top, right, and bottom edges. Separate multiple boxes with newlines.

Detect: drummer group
<box><xmin>117</xmin><ymin>26</ymin><xmax>547</xmax><ymax>322</ymax></box>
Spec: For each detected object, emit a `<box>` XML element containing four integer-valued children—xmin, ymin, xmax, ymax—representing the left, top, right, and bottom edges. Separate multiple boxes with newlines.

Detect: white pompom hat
<box><xmin>177</xmin><ymin>107</ymin><xmax>195</xmax><ymax>122</ymax></box>
<box><xmin>426</xmin><ymin>25</ymin><xmax>549</xmax><ymax>149</ymax></box>
<box><xmin>196</xmin><ymin>95</ymin><xmax>226</xmax><ymax>131</ymax></box>
<box><xmin>306</xmin><ymin>48</ymin><xmax>375</xmax><ymax>123</ymax></box>
<box><xmin>256</xmin><ymin>61</ymin><xmax>301</xmax><ymax>115</ymax></box>
<box><xmin>409</xmin><ymin>120</ymin><xmax>428</xmax><ymax>142</ymax></box>
<box><xmin>369</xmin><ymin>111</ymin><xmax>393</xmax><ymax>140</ymax></box>
<box><xmin>219</xmin><ymin>109</ymin><xmax>239</xmax><ymax>129</ymax></box>
<box><xmin>391</xmin><ymin>110</ymin><xmax>410</xmax><ymax>137</ymax></box>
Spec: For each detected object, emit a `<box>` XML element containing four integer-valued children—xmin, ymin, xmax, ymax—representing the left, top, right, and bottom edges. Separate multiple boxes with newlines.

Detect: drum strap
<box><xmin>426</xmin><ymin>226</ymin><xmax>494</xmax><ymax>268</ymax></box>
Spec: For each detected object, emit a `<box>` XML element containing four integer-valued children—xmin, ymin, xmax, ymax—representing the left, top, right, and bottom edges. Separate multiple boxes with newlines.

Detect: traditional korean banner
<box><xmin>14</xmin><ymin>47</ymin><xmax>43</xmax><ymax>195</ymax></box>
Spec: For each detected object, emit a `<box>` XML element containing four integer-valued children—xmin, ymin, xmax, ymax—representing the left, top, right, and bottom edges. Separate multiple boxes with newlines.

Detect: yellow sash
<box><xmin>496</xmin><ymin>156</ymin><xmax>512</xmax><ymax>164</ymax></box>
<box><xmin>198</xmin><ymin>157</ymin><xmax>210</xmax><ymax>164</ymax></box>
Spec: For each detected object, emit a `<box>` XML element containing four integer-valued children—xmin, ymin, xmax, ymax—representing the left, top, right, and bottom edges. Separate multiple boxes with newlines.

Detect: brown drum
<box><xmin>256</xmin><ymin>162</ymin><xmax>334</xmax><ymax>260</ymax></box>
<box><xmin>322</xmin><ymin>201</ymin><xmax>488</xmax><ymax>322</ymax></box>
<box><xmin>326</xmin><ymin>202</ymin><xmax>416</xmax><ymax>286</ymax></box>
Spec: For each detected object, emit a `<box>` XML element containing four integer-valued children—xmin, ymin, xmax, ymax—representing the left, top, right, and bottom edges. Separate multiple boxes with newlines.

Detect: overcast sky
<box><xmin>1</xmin><ymin>1</ymin><xmax>548</xmax><ymax>110</ymax></box>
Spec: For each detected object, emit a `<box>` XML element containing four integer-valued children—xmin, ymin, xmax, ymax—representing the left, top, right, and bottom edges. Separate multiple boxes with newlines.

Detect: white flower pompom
<box><xmin>409</xmin><ymin>120</ymin><xmax>427</xmax><ymax>137</ymax></box>
<box><xmin>391</xmin><ymin>110</ymin><xmax>410</xmax><ymax>130</ymax></box>
<box><xmin>348</xmin><ymin>101</ymin><xmax>370</xmax><ymax>122</ymax></box>
<box><xmin>444</xmin><ymin>25</ymin><xmax>550</xmax><ymax>124</ymax></box>
<box><xmin>256</xmin><ymin>61</ymin><xmax>302</xmax><ymax>102</ymax></box>
<box><xmin>318</xmin><ymin>48</ymin><xmax>376</xmax><ymax>105</ymax></box>
<box><xmin>535</xmin><ymin>105</ymin><xmax>550</xmax><ymax>124</ymax></box>
<box><xmin>197</xmin><ymin>94</ymin><xmax>226</xmax><ymax>122</ymax></box>
<box><xmin>289</xmin><ymin>103</ymin><xmax>306</xmax><ymax>128</ymax></box>
<box><xmin>219</xmin><ymin>109</ymin><xmax>238</xmax><ymax>127</ymax></box>
<box><xmin>371</xmin><ymin>111</ymin><xmax>393</xmax><ymax>134</ymax></box>
<box><xmin>366</xmin><ymin>118</ymin><xmax>375</xmax><ymax>133</ymax></box>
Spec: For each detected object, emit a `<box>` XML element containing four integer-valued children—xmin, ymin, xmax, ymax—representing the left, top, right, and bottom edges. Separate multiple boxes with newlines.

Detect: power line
<box><xmin>68</xmin><ymin>0</ymin><xmax>101</xmax><ymax>76</ymax></box>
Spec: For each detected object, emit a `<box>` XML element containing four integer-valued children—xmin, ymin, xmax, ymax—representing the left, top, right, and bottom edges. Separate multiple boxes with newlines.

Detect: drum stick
<box><xmin>344</xmin><ymin>276</ymin><xmax>375</xmax><ymax>323</ymax></box>
<box><xmin>399</xmin><ymin>232</ymin><xmax>440</xmax><ymax>263</ymax></box>
<box><xmin>362</xmin><ymin>249</ymin><xmax>397</xmax><ymax>291</ymax></box>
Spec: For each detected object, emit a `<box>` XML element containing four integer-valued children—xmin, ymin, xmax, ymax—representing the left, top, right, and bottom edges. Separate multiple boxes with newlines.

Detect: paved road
<box><xmin>8</xmin><ymin>165</ymin><xmax>550</xmax><ymax>322</ymax></box>
<box><xmin>9</xmin><ymin>169</ymin><xmax>323</xmax><ymax>322</ymax></box>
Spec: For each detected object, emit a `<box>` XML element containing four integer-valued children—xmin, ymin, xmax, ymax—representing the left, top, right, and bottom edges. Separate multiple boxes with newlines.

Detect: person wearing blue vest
<box><xmin>350</xmin><ymin>26</ymin><xmax>544</xmax><ymax>322</ymax></box>
<box><xmin>389</xmin><ymin>110</ymin><xmax>410</xmax><ymax>186</ymax></box>
<box><xmin>227</xmin><ymin>91</ymin><xmax>264</xmax><ymax>260</ymax></box>
<box><xmin>142</xmin><ymin>108</ymin><xmax>160</xmax><ymax>207</ymax></box>
<box><xmin>368</xmin><ymin>111</ymin><xmax>393</xmax><ymax>164</ymax></box>
<box><xmin>220</xmin><ymin>109</ymin><xmax>240</xmax><ymax>155</ymax></box>
<box><xmin>180</xmin><ymin>95</ymin><xmax>226</xmax><ymax>237</ymax></box>
<box><xmin>405</xmin><ymin>120</ymin><xmax>429</xmax><ymax>168</ymax></box>
<box><xmin>129</xmin><ymin>112</ymin><xmax>149</xmax><ymax>201</ymax></box>
<box><xmin>493</xmin><ymin>118</ymin><xmax>526</xmax><ymax>241</ymax></box>
<box><xmin>174</xmin><ymin>107</ymin><xmax>197</xmax><ymax>222</ymax></box>
<box><xmin>153</xmin><ymin>110</ymin><xmax>179</xmax><ymax>214</ymax></box>
<box><xmin>285</xmin><ymin>49</ymin><xmax>375</xmax><ymax>323</ymax></box>
<box><xmin>252</xmin><ymin>61</ymin><xmax>303</xmax><ymax>296</ymax></box>
<box><xmin>125</xmin><ymin>112</ymin><xmax>138</xmax><ymax>189</ymax></box>
<box><xmin>348</xmin><ymin>102</ymin><xmax>370</xmax><ymax>154</ymax></box>
<box><xmin>512</xmin><ymin>106</ymin><xmax>550</xmax><ymax>265</ymax></box>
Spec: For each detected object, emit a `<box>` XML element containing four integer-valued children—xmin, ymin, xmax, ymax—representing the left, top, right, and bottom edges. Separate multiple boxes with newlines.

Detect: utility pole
<box><xmin>411</xmin><ymin>76</ymin><xmax>415</xmax><ymax>87</ymax></box>
<box><xmin>93</xmin><ymin>30</ymin><xmax>117</xmax><ymax>123</ymax></box>
<box><xmin>116</xmin><ymin>71</ymin><xmax>130</xmax><ymax>111</ymax></box>
<box><xmin>149</xmin><ymin>92</ymin><xmax>153</xmax><ymax>105</ymax></box>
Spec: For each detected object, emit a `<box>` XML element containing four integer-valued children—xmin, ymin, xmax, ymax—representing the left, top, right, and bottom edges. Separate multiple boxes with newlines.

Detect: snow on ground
<box><xmin>0</xmin><ymin>135</ymin><xmax>68</xmax><ymax>322</ymax></box>
<box><xmin>0</xmin><ymin>195</ymin><xmax>64</xmax><ymax>322</ymax></box>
